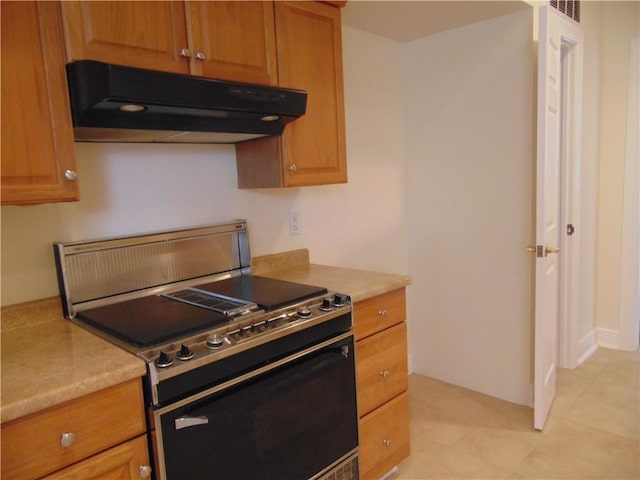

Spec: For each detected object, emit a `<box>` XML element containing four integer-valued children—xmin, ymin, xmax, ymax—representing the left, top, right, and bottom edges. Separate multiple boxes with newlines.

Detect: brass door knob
<box><xmin>545</xmin><ymin>246</ymin><xmax>560</xmax><ymax>255</ymax></box>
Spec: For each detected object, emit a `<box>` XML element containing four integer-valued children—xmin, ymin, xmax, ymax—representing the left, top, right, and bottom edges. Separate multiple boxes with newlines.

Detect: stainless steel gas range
<box><xmin>54</xmin><ymin>221</ymin><xmax>359</xmax><ymax>480</ymax></box>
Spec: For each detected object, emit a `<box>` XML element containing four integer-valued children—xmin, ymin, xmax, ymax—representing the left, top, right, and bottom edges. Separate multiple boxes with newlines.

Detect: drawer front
<box><xmin>359</xmin><ymin>391</ymin><xmax>410</xmax><ymax>480</ymax></box>
<box><xmin>356</xmin><ymin>322</ymin><xmax>408</xmax><ymax>417</ymax></box>
<box><xmin>1</xmin><ymin>379</ymin><xmax>146</xmax><ymax>480</ymax></box>
<box><xmin>42</xmin><ymin>435</ymin><xmax>150</xmax><ymax>480</ymax></box>
<box><xmin>354</xmin><ymin>288</ymin><xmax>406</xmax><ymax>340</ymax></box>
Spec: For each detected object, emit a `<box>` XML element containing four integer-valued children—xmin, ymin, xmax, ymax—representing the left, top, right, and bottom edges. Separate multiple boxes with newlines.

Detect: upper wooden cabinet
<box><xmin>185</xmin><ymin>2</ymin><xmax>277</xmax><ymax>85</ymax></box>
<box><xmin>236</xmin><ymin>1</ymin><xmax>348</xmax><ymax>187</ymax></box>
<box><xmin>1</xmin><ymin>1</ymin><xmax>79</xmax><ymax>205</ymax></box>
<box><xmin>61</xmin><ymin>1</ymin><xmax>278</xmax><ymax>85</ymax></box>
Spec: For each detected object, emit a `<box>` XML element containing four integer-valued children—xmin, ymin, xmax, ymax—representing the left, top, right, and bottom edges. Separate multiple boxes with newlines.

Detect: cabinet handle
<box><xmin>64</xmin><ymin>169</ymin><xmax>77</xmax><ymax>181</ymax></box>
<box><xmin>288</xmin><ymin>164</ymin><xmax>297</xmax><ymax>172</ymax></box>
<box><xmin>60</xmin><ymin>432</ymin><xmax>76</xmax><ymax>448</ymax></box>
<box><xmin>378</xmin><ymin>309</ymin><xmax>388</xmax><ymax>317</ymax></box>
<box><xmin>195</xmin><ymin>51</ymin><xmax>206</xmax><ymax>61</ymax></box>
<box><xmin>383</xmin><ymin>439</ymin><xmax>392</xmax><ymax>447</ymax></box>
<box><xmin>138</xmin><ymin>465</ymin><xmax>152</xmax><ymax>478</ymax></box>
<box><xmin>380</xmin><ymin>370</ymin><xmax>390</xmax><ymax>379</ymax></box>
<box><xmin>179</xmin><ymin>48</ymin><xmax>191</xmax><ymax>58</ymax></box>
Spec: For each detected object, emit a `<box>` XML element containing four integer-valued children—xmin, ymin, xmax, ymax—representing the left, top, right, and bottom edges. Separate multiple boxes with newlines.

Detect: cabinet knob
<box><xmin>383</xmin><ymin>439</ymin><xmax>392</xmax><ymax>447</ymax></box>
<box><xmin>380</xmin><ymin>370</ymin><xmax>390</xmax><ymax>379</ymax></box>
<box><xmin>378</xmin><ymin>309</ymin><xmax>388</xmax><ymax>317</ymax></box>
<box><xmin>195</xmin><ymin>51</ymin><xmax>206</xmax><ymax>61</ymax></box>
<box><xmin>179</xmin><ymin>48</ymin><xmax>191</xmax><ymax>58</ymax></box>
<box><xmin>288</xmin><ymin>164</ymin><xmax>297</xmax><ymax>173</ymax></box>
<box><xmin>60</xmin><ymin>432</ymin><xmax>76</xmax><ymax>448</ymax></box>
<box><xmin>64</xmin><ymin>169</ymin><xmax>77</xmax><ymax>181</ymax></box>
<box><xmin>139</xmin><ymin>465</ymin><xmax>152</xmax><ymax>478</ymax></box>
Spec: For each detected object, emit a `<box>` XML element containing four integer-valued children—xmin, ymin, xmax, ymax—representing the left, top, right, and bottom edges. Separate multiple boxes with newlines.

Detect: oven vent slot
<box><xmin>314</xmin><ymin>453</ymin><xmax>359</xmax><ymax>480</ymax></box>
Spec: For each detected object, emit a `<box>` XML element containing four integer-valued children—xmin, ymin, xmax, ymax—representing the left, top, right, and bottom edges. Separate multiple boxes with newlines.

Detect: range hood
<box><xmin>66</xmin><ymin>60</ymin><xmax>307</xmax><ymax>144</ymax></box>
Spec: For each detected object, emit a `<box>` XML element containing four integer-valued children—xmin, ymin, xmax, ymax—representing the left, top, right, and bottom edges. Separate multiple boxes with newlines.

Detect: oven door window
<box><xmin>157</xmin><ymin>335</ymin><xmax>358</xmax><ymax>480</ymax></box>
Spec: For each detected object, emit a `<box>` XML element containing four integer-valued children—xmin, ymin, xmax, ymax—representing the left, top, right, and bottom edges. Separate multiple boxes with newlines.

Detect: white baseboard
<box><xmin>596</xmin><ymin>327</ymin><xmax>620</xmax><ymax>349</ymax></box>
<box><xmin>577</xmin><ymin>329</ymin><xmax>598</xmax><ymax>366</ymax></box>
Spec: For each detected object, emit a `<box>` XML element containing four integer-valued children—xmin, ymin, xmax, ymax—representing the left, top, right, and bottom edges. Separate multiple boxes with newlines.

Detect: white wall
<box><xmin>0</xmin><ymin>26</ymin><xmax>408</xmax><ymax>307</ymax></box>
<box><xmin>577</xmin><ymin>1</ymin><xmax>603</xmax><ymax>358</ymax></box>
<box><xmin>594</xmin><ymin>1</ymin><xmax>640</xmax><ymax>349</ymax></box>
<box><xmin>404</xmin><ymin>10</ymin><xmax>535</xmax><ymax>406</ymax></box>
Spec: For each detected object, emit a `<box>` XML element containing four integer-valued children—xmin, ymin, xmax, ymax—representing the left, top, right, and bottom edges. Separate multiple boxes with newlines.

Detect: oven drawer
<box><xmin>356</xmin><ymin>322</ymin><xmax>408</xmax><ymax>417</ymax></box>
<box><xmin>1</xmin><ymin>379</ymin><xmax>146</xmax><ymax>480</ymax></box>
<box><xmin>353</xmin><ymin>288</ymin><xmax>406</xmax><ymax>340</ymax></box>
<box><xmin>359</xmin><ymin>391</ymin><xmax>410</xmax><ymax>480</ymax></box>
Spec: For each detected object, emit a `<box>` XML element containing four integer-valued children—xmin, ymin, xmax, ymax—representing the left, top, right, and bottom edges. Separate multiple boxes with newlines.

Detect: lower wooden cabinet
<box><xmin>1</xmin><ymin>379</ymin><xmax>148</xmax><ymax>480</ymax></box>
<box><xmin>354</xmin><ymin>288</ymin><xmax>410</xmax><ymax>479</ymax></box>
<box><xmin>41</xmin><ymin>435</ymin><xmax>150</xmax><ymax>480</ymax></box>
<box><xmin>359</xmin><ymin>392</ymin><xmax>410</xmax><ymax>480</ymax></box>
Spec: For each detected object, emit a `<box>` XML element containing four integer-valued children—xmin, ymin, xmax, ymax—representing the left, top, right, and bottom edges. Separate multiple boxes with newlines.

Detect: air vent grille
<box><xmin>316</xmin><ymin>454</ymin><xmax>359</xmax><ymax>480</ymax></box>
<box><xmin>550</xmin><ymin>0</ymin><xmax>580</xmax><ymax>22</ymax></box>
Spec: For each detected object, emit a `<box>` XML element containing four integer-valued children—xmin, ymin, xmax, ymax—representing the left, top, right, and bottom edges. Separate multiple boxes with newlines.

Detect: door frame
<box><xmin>558</xmin><ymin>25</ymin><xmax>584</xmax><ymax>369</ymax></box>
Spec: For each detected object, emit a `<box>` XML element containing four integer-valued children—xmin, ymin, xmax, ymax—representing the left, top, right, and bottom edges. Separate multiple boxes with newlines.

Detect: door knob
<box><xmin>526</xmin><ymin>245</ymin><xmax>560</xmax><ymax>257</ymax></box>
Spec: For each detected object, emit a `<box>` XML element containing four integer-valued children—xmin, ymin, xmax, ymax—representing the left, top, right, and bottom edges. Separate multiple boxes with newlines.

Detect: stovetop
<box><xmin>77</xmin><ymin>275</ymin><xmax>328</xmax><ymax>348</ymax></box>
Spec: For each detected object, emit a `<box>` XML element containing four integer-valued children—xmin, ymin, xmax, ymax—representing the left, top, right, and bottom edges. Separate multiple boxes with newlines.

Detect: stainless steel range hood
<box><xmin>66</xmin><ymin>61</ymin><xmax>307</xmax><ymax>144</ymax></box>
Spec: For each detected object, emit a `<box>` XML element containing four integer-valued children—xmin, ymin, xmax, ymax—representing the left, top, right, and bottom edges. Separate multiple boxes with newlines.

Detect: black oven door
<box><xmin>153</xmin><ymin>332</ymin><xmax>359</xmax><ymax>480</ymax></box>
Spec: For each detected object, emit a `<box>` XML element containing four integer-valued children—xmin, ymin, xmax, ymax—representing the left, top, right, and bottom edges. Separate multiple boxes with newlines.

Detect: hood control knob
<box><xmin>155</xmin><ymin>351</ymin><xmax>173</xmax><ymax>368</ymax></box>
<box><xmin>176</xmin><ymin>344</ymin><xmax>194</xmax><ymax>361</ymax></box>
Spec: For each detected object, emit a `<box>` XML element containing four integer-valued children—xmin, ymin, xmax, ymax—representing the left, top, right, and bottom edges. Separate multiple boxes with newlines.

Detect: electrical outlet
<box><xmin>289</xmin><ymin>211</ymin><xmax>301</xmax><ymax>235</ymax></box>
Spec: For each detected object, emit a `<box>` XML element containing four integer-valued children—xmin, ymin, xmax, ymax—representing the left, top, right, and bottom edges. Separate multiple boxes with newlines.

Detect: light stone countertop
<box><xmin>1</xmin><ymin>297</ymin><xmax>146</xmax><ymax>423</ymax></box>
<box><xmin>252</xmin><ymin>249</ymin><xmax>412</xmax><ymax>301</ymax></box>
<box><xmin>1</xmin><ymin>250</ymin><xmax>410</xmax><ymax>424</ymax></box>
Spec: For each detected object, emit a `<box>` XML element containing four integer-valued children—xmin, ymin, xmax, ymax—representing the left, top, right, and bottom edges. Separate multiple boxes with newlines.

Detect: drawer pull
<box><xmin>139</xmin><ymin>465</ymin><xmax>152</xmax><ymax>478</ymax></box>
<box><xmin>380</xmin><ymin>370</ymin><xmax>390</xmax><ymax>378</ymax></box>
<box><xmin>378</xmin><ymin>309</ymin><xmax>388</xmax><ymax>317</ymax></box>
<box><xmin>383</xmin><ymin>439</ymin><xmax>392</xmax><ymax>447</ymax></box>
<box><xmin>60</xmin><ymin>432</ymin><xmax>76</xmax><ymax>448</ymax></box>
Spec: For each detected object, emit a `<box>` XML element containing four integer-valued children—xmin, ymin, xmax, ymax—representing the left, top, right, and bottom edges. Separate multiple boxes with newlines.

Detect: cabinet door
<box><xmin>275</xmin><ymin>1</ymin><xmax>347</xmax><ymax>186</ymax></box>
<box><xmin>185</xmin><ymin>1</ymin><xmax>277</xmax><ymax>85</ymax></box>
<box><xmin>41</xmin><ymin>435</ymin><xmax>151</xmax><ymax>480</ymax></box>
<box><xmin>61</xmin><ymin>1</ymin><xmax>189</xmax><ymax>74</ymax></box>
<box><xmin>1</xmin><ymin>1</ymin><xmax>79</xmax><ymax>205</ymax></box>
<box><xmin>236</xmin><ymin>1</ymin><xmax>347</xmax><ymax>188</ymax></box>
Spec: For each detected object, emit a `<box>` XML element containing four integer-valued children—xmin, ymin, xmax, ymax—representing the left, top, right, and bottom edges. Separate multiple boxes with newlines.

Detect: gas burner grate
<box><xmin>162</xmin><ymin>289</ymin><xmax>259</xmax><ymax>317</ymax></box>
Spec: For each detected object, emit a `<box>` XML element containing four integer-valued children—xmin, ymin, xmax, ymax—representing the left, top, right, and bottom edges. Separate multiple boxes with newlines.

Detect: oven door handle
<box><xmin>175</xmin><ymin>415</ymin><xmax>209</xmax><ymax>430</ymax></box>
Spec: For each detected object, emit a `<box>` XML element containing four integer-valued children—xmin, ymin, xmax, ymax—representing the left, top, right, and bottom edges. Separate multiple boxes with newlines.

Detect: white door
<box><xmin>534</xmin><ymin>6</ymin><xmax>563</xmax><ymax>431</ymax></box>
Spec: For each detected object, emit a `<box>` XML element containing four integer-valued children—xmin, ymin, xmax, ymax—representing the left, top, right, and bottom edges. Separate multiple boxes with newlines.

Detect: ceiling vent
<box><xmin>550</xmin><ymin>0</ymin><xmax>580</xmax><ymax>22</ymax></box>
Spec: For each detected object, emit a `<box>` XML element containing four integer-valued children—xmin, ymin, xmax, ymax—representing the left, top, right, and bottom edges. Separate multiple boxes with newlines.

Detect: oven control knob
<box><xmin>320</xmin><ymin>298</ymin><xmax>333</xmax><ymax>311</ymax></box>
<box><xmin>297</xmin><ymin>306</ymin><xmax>312</xmax><ymax>318</ymax></box>
<box><xmin>206</xmin><ymin>334</ymin><xmax>225</xmax><ymax>349</ymax></box>
<box><xmin>155</xmin><ymin>351</ymin><xmax>173</xmax><ymax>368</ymax></box>
<box><xmin>176</xmin><ymin>344</ymin><xmax>195</xmax><ymax>361</ymax></box>
<box><xmin>333</xmin><ymin>294</ymin><xmax>346</xmax><ymax>307</ymax></box>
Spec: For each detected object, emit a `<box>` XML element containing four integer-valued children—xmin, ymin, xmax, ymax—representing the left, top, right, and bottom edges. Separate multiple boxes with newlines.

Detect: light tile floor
<box><xmin>389</xmin><ymin>347</ymin><xmax>639</xmax><ymax>479</ymax></box>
